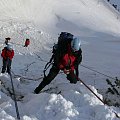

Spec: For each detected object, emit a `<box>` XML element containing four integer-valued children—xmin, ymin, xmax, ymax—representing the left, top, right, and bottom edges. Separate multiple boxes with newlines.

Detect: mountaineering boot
<box><xmin>34</xmin><ymin>80</ymin><xmax>47</xmax><ymax>94</ymax></box>
<box><xmin>34</xmin><ymin>83</ymin><xmax>44</xmax><ymax>94</ymax></box>
<box><xmin>34</xmin><ymin>87</ymin><xmax>41</xmax><ymax>94</ymax></box>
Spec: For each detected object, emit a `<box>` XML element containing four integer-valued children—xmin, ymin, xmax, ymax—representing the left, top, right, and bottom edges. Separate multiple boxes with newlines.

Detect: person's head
<box><xmin>71</xmin><ymin>37</ymin><xmax>81</xmax><ymax>52</ymax></box>
<box><xmin>26</xmin><ymin>38</ymin><xmax>29</xmax><ymax>41</ymax></box>
<box><xmin>7</xmin><ymin>44</ymin><xmax>13</xmax><ymax>50</ymax></box>
<box><xmin>5</xmin><ymin>37</ymin><xmax>11</xmax><ymax>40</ymax></box>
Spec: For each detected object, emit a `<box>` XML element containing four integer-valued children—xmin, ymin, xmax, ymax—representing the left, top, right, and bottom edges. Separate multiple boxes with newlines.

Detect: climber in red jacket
<box><xmin>24</xmin><ymin>38</ymin><xmax>30</xmax><ymax>47</ymax></box>
<box><xmin>34</xmin><ymin>36</ymin><xmax>82</xmax><ymax>94</ymax></box>
<box><xmin>1</xmin><ymin>44</ymin><xmax>14</xmax><ymax>74</ymax></box>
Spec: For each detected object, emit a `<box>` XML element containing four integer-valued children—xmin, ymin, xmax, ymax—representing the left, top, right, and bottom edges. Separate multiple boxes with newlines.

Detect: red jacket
<box><xmin>58</xmin><ymin>45</ymin><xmax>76</xmax><ymax>71</ymax></box>
<box><xmin>25</xmin><ymin>40</ymin><xmax>30</xmax><ymax>46</ymax></box>
<box><xmin>1</xmin><ymin>47</ymin><xmax>14</xmax><ymax>60</ymax></box>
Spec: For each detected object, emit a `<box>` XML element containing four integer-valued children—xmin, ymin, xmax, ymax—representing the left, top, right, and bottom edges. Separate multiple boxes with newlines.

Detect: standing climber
<box><xmin>24</xmin><ymin>38</ymin><xmax>30</xmax><ymax>47</ymax></box>
<box><xmin>1</xmin><ymin>44</ymin><xmax>14</xmax><ymax>74</ymax></box>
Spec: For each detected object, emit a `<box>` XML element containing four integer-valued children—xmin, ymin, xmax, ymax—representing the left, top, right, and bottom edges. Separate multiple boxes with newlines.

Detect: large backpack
<box><xmin>44</xmin><ymin>32</ymin><xmax>74</xmax><ymax>77</ymax></box>
<box><xmin>52</xmin><ymin>32</ymin><xmax>73</xmax><ymax>64</ymax></box>
<box><xmin>53</xmin><ymin>32</ymin><xmax>73</xmax><ymax>57</ymax></box>
<box><xmin>58</xmin><ymin>32</ymin><xmax>73</xmax><ymax>48</ymax></box>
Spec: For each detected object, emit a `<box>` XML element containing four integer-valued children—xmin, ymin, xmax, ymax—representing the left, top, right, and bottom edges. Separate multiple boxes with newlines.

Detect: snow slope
<box><xmin>0</xmin><ymin>0</ymin><xmax>120</xmax><ymax>120</ymax></box>
<box><xmin>0</xmin><ymin>0</ymin><xmax>120</xmax><ymax>35</ymax></box>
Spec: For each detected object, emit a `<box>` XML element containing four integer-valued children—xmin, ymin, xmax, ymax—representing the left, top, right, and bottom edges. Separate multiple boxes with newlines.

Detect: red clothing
<box><xmin>1</xmin><ymin>48</ymin><xmax>14</xmax><ymax>60</ymax></box>
<box><xmin>25</xmin><ymin>40</ymin><xmax>30</xmax><ymax>47</ymax></box>
<box><xmin>58</xmin><ymin>45</ymin><xmax>76</xmax><ymax>71</ymax></box>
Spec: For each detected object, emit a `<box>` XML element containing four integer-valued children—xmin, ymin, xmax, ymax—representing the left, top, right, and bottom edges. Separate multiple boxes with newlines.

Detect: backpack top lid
<box><xmin>71</xmin><ymin>37</ymin><xmax>81</xmax><ymax>52</ymax></box>
<box><xmin>59</xmin><ymin>32</ymin><xmax>73</xmax><ymax>41</ymax></box>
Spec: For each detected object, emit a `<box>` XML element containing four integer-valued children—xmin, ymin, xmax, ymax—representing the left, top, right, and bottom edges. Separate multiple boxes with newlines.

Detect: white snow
<box><xmin>0</xmin><ymin>0</ymin><xmax>120</xmax><ymax>120</ymax></box>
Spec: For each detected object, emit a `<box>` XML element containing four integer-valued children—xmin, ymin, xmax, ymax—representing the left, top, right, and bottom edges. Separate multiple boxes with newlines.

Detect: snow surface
<box><xmin>0</xmin><ymin>0</ymin><xmax>120</xmax><ymax>120</ymax></box>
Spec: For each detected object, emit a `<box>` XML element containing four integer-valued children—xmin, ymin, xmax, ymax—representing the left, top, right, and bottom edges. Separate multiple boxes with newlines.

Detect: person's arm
<box><xmin>74</xmin><ymin>49</ymin><xmax>82</xmax><ymax>77</ymax></box>
<box><xmin>1</xmin><ymin>49</ymin><xmax>5</xmax><ymax>58</ymax></box>
<box><xmin>11</xmin><ymin>50</ymin><xmax>14</xmax><ymax>59</ymax></box>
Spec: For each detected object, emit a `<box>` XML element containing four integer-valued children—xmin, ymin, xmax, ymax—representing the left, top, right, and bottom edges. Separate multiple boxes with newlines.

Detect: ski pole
<box><xmin>9</xmin><ymin>72</ymin><xmax>20</xmax><ymax>120</ymax></box>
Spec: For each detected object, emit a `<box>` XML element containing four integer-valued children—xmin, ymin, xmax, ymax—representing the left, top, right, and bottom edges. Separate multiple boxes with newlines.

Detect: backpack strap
<box><xmin>43</xmin><ymin>54</ymin><xmax>54</xmax><ymax>78</ymax></box>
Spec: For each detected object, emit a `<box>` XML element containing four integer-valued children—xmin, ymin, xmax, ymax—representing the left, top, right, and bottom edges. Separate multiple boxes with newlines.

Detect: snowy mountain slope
<box><xmin>0</xmin><ymin>0</ymin><xmax>120</xmax><ymax>120</ymax></box>
<box><xmin>0</xmin><ymin>0</ymin><xmax>120</xmax><ymax>35</ymax></box>
<box><xmin>0</xmin><ymin>74</ymin><xmax>119</xmax><ymax>120</ymax></box>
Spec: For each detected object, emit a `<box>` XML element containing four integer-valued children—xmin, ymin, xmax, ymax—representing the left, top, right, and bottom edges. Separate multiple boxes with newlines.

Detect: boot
<box><xmin>34</xmin><ymin>80</ymin><xmax>46</xmax><ymax>94</ymax></box>
<box><xmin>34</xmin><ymin>87</ymin><xmax>42</xmax><ymax>94</ymax></box>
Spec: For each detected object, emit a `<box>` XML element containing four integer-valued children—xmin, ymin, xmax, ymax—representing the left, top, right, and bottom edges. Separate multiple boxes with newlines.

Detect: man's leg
<box><xmin>1</xmin><ymin>59</ymin><xmax>7</xmax><ymax>73</ymax></box>
<box><xmin>34</xmin><ymin>66</ymin><xmax>59</xmax><ymax>94</ymax></box>
<box><xmin>7</xmin><ymin>59</ymin><xmax>12</xmax><ymax>74</ymax></box>
<box><xmin>67</xmin><ymin>71</ymin><xmax>77</xmax><ymax>84</ymax></box>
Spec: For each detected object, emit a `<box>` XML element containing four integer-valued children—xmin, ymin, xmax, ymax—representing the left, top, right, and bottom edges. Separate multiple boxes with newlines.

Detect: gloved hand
<box><xmin>63</xmin><ymin>68</ymin><xmax>71</xmax><ymax>74</ymax></box>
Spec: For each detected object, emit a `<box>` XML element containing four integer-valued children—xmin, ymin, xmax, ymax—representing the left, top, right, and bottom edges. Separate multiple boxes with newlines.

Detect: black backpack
<box><xmin>44</xmin><ymin>32</ymin><xmax>74</xmax><ymax>77</ymax></box>
<box><xmin>52</xmin><ymin>32</ymin><xmax>73</xmax><ymax>64</ymax></box>
<box><xmin>53</xmin><ymin>32</ymin><xmax>73</xmax><ymax>57</ymax></box>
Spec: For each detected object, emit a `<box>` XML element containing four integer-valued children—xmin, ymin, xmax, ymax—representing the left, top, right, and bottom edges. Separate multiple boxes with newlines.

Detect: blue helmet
<box><xmin>71</xmin><ymin>37</ymin><xmax>81</xmax><ymax>52</ymax></box>
<box><xmin>7</xmin><ymin>44</ymin><xmax>13</xmax><ymax>50</ymax></box>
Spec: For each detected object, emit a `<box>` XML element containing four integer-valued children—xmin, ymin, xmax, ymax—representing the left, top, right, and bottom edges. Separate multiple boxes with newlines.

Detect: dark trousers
<box><xmin>34</xmin><ymin>66</ymin><xmax>59</xmax><ymax>94</ymax></box>
<box><xmin>1</xmin><ymin>58</ymin><xmax>12</xmax><ymax>74</ymax></box>
<box><xmin>34</xmin><ymin>66</ymin><xmax>78</xmax><ymax>94</ymax></box>
<box><xmin>67</xmin><ymin>71</ymin><xmax>78</xmax><ymax>84</ymax></box>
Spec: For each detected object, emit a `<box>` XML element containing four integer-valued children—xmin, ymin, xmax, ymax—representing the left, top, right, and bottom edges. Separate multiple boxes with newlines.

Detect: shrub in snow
<box><xmin>104</xmin><ymin>77</ymin><xmax>120</xmax><ymax>107</ymax></box>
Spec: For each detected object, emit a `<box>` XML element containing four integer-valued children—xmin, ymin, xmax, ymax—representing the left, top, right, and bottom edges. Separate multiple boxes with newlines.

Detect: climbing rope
<box><xmin>80</xmin><ymin>64</ymin><xmax>117</xmax><ymax>80</ymax></box>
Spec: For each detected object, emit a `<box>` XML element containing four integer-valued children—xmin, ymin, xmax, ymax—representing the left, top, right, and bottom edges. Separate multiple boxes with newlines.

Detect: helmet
<box><xmin>7</xmin><ymin>44</ymin><xmax>13</xmax><ymax>50</ymax></box>
<box><xmin>5</xmin><ymin>37</ymin><xmax>11</xmax><ymax>40</ymax></box>
<box><xmin>71</xmin><ymin>37</ymin><xmax>81</xmax><ymax>52</ymax></box>
<box><xmin>26</xmin><ymin>38</ymin><xmax>29</xmax><ymax>41</ymax></box>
